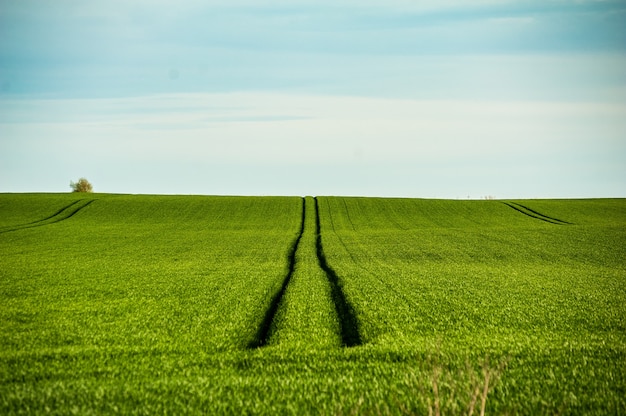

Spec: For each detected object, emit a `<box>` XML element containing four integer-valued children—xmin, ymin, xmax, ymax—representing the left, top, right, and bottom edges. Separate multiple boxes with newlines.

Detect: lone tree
<box><xmin>70</xmin><ymin>178</ymin><xmax>93</xmax><ymax>193</ymax></box>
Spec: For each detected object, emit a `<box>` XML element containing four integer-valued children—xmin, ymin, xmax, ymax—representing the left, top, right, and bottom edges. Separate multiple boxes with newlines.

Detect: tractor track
<box><xmin>0</xmin><ymin>199</ymin><xmax>96</xmax><ymax>234</ymax></box>
<box><xmin>314</xmin><ymin>197</ymin><xmax>362</xmax><ymax>347</ymax></box>
<box><xmin>248</xmin><ymin>198</ymin><xmax>306</xmax><ymax>348</ymax></box>
<box><xmin>501</xmin><ymin>201</ymin><xmax>570</xmax><ymax>225</ymax></box>
<box><xmin>250</xmin><ymin>197</ymin><xmax>362</xmax><ymax>348</ymax></box>
<box><xmin>509</xmin><ymin>202</ymin><xmax>571</xmax><ymax>224</ymax></box>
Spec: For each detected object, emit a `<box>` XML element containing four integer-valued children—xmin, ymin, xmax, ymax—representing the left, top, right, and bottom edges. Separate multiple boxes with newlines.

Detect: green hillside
<box><xmin>1</xmin><ymin>194</ymin><xmax>624</xmax><ymax>414</ymax></box>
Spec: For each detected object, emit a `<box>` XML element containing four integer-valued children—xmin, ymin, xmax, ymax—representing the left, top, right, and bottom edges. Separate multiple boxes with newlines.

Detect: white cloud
<box><xmin>2</xmin><ymin>93</ymin><xmax>625</xmax><ymax>169</ymax></box>
<box><xmin>2</xmin><ymin>92</ymin><xmax>625</xmax><ymax>197</ymax></box>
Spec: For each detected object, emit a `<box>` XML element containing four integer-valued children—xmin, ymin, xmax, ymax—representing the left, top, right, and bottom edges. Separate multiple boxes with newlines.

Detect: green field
<box><xmin>1</xmin><ymin>194</ymin><xmax>624</xmax><ymax>414</ymax></box>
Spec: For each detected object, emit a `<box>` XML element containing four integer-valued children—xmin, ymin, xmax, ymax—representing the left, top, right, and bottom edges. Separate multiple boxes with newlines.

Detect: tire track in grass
<box><xmin>249</xmin><ymin>197</ymin><xmax>361</xmax><ymax>348</ymax></box>
<box><xmin>25</xmin><ymin>200</ymin><xmax>85</xmax><ymax>225</ymax></box>
<box><xmin>341</xmin><ymin>198</ymin><xmax>356</xmax><ymax>231</ymax></box>
<box><xmin>501</xmin><ymin>201</ymin><xmax>570</xmax><ymax>225</ymax></box>
<box><xmin>0</xmin><ymin>200</ymin><xmax>83</xmax><ymax>231</ymax></box>
<box><xmin>509</xmin><ymin>202</ymin><xmax>571</xmax><ymax>224</ymax></box>
<box><xmin>314</xmin><ymin>197</ymin><xmax>362</xmax><ymax>347</ymax></box>
<box><xmin>322</xmin><ymin>199</ymin><xmax>415</xmax><ymax>309</ymax></box>
<box><xmin>0</xmin><ymin>199</ymin><xmax>96</xmax><ymax>234</ymax></box>
<box><xmin>265</xmin><ymin>197</ymin><xmax>342</xmax><ymax>348</ymax></box>
<box><xmin>248</xmin><ymin>198</ymin><xmax>306</xmax><ymax>348</ymax></box>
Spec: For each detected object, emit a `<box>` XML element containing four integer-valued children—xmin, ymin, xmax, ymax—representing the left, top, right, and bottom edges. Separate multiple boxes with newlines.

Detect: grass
<box><xmin>0</xmin><ymin>194</ymin><xmax>624</xmax><ymax>414</ymax></box>
<box><xmin>318</xmin><ymin>197</ymin><xmax>626</xmax><ymax>414</ymax></box>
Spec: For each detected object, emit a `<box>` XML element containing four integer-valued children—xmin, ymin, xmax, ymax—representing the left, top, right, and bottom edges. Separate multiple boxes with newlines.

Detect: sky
<box><xmin>1</xmin><ymin>0</ymin><xmax>625</xmax><ymax>198</ymax></box>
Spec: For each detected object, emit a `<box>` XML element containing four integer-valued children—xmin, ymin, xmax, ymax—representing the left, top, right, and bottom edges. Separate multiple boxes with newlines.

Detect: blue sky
<box><xmin>1</xmin><ymin>0</ymin><xmax>625</xmax><ymax>198</ymax></box>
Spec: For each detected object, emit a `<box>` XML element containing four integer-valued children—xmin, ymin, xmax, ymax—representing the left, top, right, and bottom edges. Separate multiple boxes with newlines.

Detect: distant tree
<box><xmin>70</xmin><ymin>178</ymin><xmax>93</xmax><ymax>193</ymax></box>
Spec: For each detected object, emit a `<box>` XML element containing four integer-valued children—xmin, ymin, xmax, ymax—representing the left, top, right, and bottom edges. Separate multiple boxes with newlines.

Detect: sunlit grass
<box><xmin>1</xmin><ymin>194</ymin><xmax>624</xmax><ymax>414</ymax></box>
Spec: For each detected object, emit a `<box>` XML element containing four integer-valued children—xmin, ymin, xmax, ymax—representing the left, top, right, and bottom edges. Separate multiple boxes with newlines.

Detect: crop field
<box><xmin>1</xmin><ymin>194</ymin><xmax>624</xmax><ymax>415</ymax></box>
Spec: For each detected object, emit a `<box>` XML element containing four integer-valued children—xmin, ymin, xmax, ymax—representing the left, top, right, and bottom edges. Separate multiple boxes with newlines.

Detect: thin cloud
<box><xmin>1</xmin><ymin>1</ymin><xmax>625</xmax><ymax>197</ymax></box>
